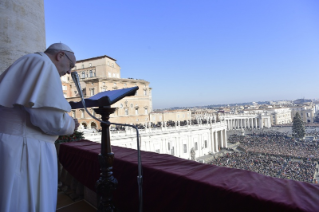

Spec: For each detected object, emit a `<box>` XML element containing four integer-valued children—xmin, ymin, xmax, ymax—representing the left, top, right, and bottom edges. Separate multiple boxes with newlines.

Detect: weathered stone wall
<box><xmin>0</xmin><ymin>0</ymin><xmax>45</xmax><ymax>74</ymax></box>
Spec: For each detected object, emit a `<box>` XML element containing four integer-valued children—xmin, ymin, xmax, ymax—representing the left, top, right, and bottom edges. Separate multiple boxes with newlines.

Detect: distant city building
<box><xmin>243</xmin><ymin>108</ymin><xmax>291</xmax><ymax>125</ymax></box>
<box><xmin>290</xmin><ymin>106</ymin><xmax>315</xmax><ymax>123</ymax></box>
<box><xmin>267</xmin><ymin>108</ymin><xmax>292</xmax><ymax>125</ymax></box>
<box><xmin>269</xmin><ymin>100</ymin><xmax>292</xmax><ymax>106</ymax></box>
<box><xmin>293</xmin><ymin>99</ymin><xmax>312</xmax><ymax>105</ymax></box>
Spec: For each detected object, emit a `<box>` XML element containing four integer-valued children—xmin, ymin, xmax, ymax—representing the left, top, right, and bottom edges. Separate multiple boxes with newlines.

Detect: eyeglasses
<box><xmin>63</xmin><ymin>52</ymin><xmax>75</xmax><ymax>69</ymax></box>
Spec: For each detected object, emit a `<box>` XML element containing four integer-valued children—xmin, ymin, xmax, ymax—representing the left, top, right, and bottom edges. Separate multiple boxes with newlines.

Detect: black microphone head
<box><xmin>71</xmin><ymin>72</ymin><xmax>83</xmax><ymax>98</ymax></box>
<box><xmin>71</xmin><ymin>72</ymin><xmax>79</xmax><ymax>83</ymax></box>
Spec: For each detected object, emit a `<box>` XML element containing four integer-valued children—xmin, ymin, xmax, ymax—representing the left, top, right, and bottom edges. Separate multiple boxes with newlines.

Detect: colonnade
<box><xmin>86</xmin><ymin>121</ymin><xmax>228</xmax><ymax>160</ymax></box>
<box><xmin>225</xmin><ymin>116</ymin><xmax>271</xmax><ymax>130</ymax></box>
<box><xmin>210</xmin><ymin>128</ymin><xmax>227</xmax><ymax>153</ymax></box>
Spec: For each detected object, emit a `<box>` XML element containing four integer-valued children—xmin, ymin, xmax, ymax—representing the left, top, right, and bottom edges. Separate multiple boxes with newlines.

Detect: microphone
<box><xmin>71</xmin><ymin>72</ymin><xmax>84</xmax><ymax>100</ymax></box>
<box><xmin>70</xmin><ymin>71</ymin><xmax>143</xmax><ymax>212</ymax></box>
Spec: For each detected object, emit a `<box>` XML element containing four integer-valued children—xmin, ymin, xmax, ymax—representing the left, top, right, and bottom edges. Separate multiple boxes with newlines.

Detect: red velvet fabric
<box><xmin>59</xmin><ymin>140</ymin><xmax>319</xmax><ymax>212</ymax></box>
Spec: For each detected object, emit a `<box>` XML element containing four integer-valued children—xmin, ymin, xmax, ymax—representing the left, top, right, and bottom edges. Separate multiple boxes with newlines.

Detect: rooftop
<box><xmin>76</xmin><ymin>55</ymin><xmax>117</xmax><ymax>63</ymax></box>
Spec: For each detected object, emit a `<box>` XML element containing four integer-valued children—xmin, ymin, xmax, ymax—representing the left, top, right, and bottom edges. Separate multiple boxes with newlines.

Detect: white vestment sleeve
<box><xmin>25</xmin><ymin>107</ymin><xmax>75</xmax><ymax>135</ymax></box>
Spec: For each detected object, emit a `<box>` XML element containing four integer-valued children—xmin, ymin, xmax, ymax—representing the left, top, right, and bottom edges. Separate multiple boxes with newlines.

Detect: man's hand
<box><xmin>74</xmin><ymin>118</ymin><xmax>80</xmax><ymax>130</ymax></box>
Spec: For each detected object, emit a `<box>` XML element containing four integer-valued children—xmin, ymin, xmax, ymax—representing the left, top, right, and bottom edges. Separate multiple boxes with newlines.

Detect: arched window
<box><xmin>90</xmin><ymin>70</ymin><xmax>93</xmax><ymax>77</ymax></box>
<box><xmin>82</xmin><ymin>72</ymin><xmax>85</xmax><ymax>78</ymax></box>
<box><xmin>125</xmin><ymin>108</ymin><xmax>128</xmax><ymax>115</ymax></box>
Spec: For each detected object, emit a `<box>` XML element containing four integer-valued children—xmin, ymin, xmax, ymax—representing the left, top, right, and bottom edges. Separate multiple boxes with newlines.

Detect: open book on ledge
<box><xmin>69</xmin><ymin>86</ymin><xmax>139</xmax><ymax>109</ymax></box>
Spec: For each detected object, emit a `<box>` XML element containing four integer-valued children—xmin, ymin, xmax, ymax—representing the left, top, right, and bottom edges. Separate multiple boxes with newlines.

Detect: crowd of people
<box><xmin>235</xmin><ymin>133</ymin><xmax>319</xmax><ymax>159</ymax></box>
<box><xmin>210</xmin><ymin>131</ymin><xmax>318</xmax><ymax>184</ymax></box>
<box><xmin>209</xmin><ymin>152</ymin><xmax>316</xmax><ymax>183</ymax></box>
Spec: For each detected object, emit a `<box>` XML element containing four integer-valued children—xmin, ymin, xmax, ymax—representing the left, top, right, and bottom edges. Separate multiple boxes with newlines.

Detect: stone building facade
<box><xmin>0</xmin><ymin>0</ymin><xmax>46</xmax><ymax>74</ymax></box>
<box><xmin>85</xmin><ymin>121</ymin><xmax>228</xmax><ymax>160</ymax></box>
<box><xmin>61</xmin><ymin>55</ymin><xmax>152</xmax><ymax>129</ymax></box>
<box><xmin>150</xmin><ymin>110</ymin><xmax>192</xmax><ymax>125</ymax></box>
<box><xmin>267</xmin><ymin>108</ymin><xmax>292</xmax><ymax>125</ymax></box>
<box><xmin>244</xmin><ymin>108</ymin><xmax>292</xmax><ymax>125</ymax></box>
<box><xmin>290</xmin><ymin>106</ymin><xmax>315</xmax><ymax>123</ymax></box>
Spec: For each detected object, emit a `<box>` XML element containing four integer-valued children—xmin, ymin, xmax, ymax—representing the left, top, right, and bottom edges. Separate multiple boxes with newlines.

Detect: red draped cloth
<box><xmin>59</xmin><ymin>140</ymin><xmax>319</xmax><ymax>212</ymax></box>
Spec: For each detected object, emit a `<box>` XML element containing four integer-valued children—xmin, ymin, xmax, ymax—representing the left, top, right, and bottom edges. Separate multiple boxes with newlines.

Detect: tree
<box><xmin>292</xmin><ymin>112</ymin><xmax>305</xmax><ymax>138</ymax></box>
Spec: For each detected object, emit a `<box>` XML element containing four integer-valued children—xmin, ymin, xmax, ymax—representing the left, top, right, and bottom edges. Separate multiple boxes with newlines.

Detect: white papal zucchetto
<box><xmin>46</xmin><ymin>43</ymin><xmax>74</xmax><ymax>53</ymax></box>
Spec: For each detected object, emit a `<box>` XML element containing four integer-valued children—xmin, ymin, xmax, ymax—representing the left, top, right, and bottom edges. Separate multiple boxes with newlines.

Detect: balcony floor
<box><xmin>56</xmin><ymin>191</ymin><xmax>96</xmax><ymax>212</ymax></box>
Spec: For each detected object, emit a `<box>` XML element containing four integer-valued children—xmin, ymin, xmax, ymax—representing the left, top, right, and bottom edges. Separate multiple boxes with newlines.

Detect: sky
<box><xmin>44</xmin><ymin>0</ymin><xmax>319</xmax><ymax>109</ymax></box>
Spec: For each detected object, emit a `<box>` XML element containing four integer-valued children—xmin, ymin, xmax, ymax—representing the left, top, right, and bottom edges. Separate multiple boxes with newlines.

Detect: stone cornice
<box><xmin>96</xmin><ymin>77</ymin><xmax>150</xmax><ymax>84</ymax></box>
<box><xmin>73</xmin><ymin>66</ymin><xmax>96</xmax><ymax>72</ymax></box>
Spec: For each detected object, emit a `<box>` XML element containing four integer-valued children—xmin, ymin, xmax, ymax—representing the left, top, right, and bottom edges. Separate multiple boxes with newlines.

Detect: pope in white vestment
<box><xmin>0</xmin><ymin>43</ymin><xmax>77</xmax><ymax>212</ymax></box>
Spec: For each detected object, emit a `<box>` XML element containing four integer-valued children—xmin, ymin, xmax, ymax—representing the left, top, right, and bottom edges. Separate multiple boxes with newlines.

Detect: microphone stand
<box><xmin>71</xmin><ymin>72</ymin><xmax>143</xmax><ymax>212</ymax></box>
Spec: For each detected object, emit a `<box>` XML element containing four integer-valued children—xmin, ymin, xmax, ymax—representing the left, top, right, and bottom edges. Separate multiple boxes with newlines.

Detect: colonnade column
<box><xmin>259</xmin><ymin>118</ymin><xmax>263</xmax><ymax>129</ymax></box>
<box><xmin>214</xmin><ymin>131</ymin><xmax>218</xmax><ymax>152</ymax></box>
<box><xmin>268</xmin><ymin>118</ymin><xmax>271</xmax><ymax>128</ymax></box>
<box><xmin>210</xmin><ymin>130</ymin><xmax>215</xmax><ymax>153</ymax></box>
<box><xmin>211</xmin><ymin>129</ymin><xmax>215</xmax><ymax>153</ymax></box>
<box><xmin>0</xmin><ymin>0</ymin><xmax>46</xmax><ymax>75</ymax></box>
<box><xmin>224</xmin><ymin>129</ymin><xmax>227</xmax><ymax>148</ymax></box>
<box><xmin>220</xmin><ymin>130</ymin><xmax>224</xmax><ymax>148</ymax></box>
<box><xmin>223</xmin><ymin>129</ymin><xmax>226</xmax><ymax>147</ymax></box>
